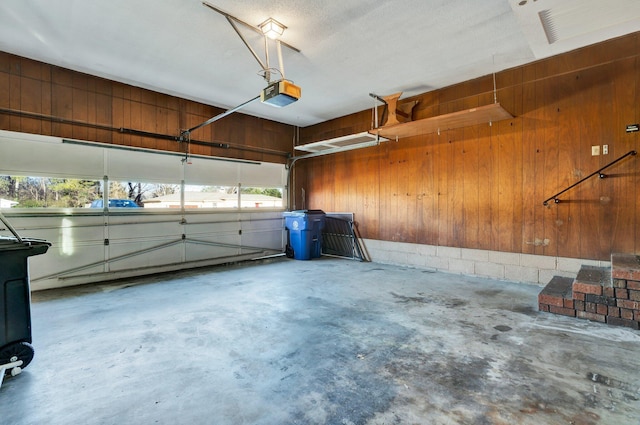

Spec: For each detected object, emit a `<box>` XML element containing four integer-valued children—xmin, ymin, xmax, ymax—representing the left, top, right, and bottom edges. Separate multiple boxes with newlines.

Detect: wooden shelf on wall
<box><xmin>368</xmin><ymin>102</ymin><xmax>513</xmax><ymax>140</ymax></box>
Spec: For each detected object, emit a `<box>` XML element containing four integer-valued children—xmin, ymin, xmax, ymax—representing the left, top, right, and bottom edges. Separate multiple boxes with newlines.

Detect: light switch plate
<box><xmin>592</xmin><ymin>145</ymin><xmax>600</xmax><ymax>156</ymax></box>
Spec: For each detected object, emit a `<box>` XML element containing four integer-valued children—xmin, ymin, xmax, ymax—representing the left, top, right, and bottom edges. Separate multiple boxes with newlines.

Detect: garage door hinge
<box><xmin>104</xmin><ymin>238</ymin><xmax>109</xmax><ymax>246</ymax></box>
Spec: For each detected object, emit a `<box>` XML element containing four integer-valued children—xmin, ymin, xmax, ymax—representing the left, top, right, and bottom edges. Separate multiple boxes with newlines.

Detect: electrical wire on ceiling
<box><xmin>257</xmin><ymin>68</ymin><xmax>284</xmax><ymax>82</ymax></box>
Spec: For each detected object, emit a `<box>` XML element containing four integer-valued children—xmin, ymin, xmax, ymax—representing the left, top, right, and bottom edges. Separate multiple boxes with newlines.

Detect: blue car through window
<box><xmin>90</xmin><ymin>199</ymin><xmax>141</xmax><ymax>208</ymax></box>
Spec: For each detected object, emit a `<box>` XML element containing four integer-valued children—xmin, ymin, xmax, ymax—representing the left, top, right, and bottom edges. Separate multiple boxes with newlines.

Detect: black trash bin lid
<box><xmin>0</xmin><ymin>236</ymin><xmax>51</xmax><ymax>254</ymax></box>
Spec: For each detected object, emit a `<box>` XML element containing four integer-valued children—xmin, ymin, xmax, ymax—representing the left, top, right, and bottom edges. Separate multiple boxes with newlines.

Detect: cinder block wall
<box><xmin>362</xmin><ymin>239</ymin><xmax>611</xmax><ymax>286</ymax></box>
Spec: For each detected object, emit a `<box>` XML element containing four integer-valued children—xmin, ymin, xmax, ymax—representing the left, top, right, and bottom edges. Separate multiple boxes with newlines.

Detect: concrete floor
<box><xmin>1</xmin><ymin>257</ymin><xmax>640</xmax><ymax>425</ymax></box>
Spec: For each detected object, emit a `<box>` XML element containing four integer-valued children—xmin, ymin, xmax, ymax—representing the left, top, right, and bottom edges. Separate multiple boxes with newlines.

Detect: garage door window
<box><xmin>107</xmin><ymin>181</ymin><xmax>180</xmax><ymax>209</ymax></box>
<box><xmin>0</xmin><ymin>175</ymin><xmax>103</xmax><ymax>209</ymax></box>
<box><xmin>241</xmin><ymin>187</ymin><xmax>283</xmax><ymax>208</ymax></box>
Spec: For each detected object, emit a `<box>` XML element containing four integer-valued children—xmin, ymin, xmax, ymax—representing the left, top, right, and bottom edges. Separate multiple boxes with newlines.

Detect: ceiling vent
<box><xmin>538</xmin><ymin>0</ymin><xmax>640</xmax><ymax>45</ymax></box>
<box><xmin>511</xmin><ymin>0</ymin><xmax>640</xmax><ymax>58</ymax></box>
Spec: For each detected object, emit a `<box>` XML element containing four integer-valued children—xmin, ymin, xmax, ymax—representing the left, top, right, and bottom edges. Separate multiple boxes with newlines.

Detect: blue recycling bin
<box><xmin>284</xmin><ymin>210</ymin><xmax>325</xmax><ymax>260</ymax></box>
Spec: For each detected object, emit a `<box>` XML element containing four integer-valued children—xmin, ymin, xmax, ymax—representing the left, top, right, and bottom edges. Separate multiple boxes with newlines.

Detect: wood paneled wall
<box><xmin>295</xmin><ymin>33</ymin><xmax>640</xmax><ymax>261</ymax></box>
<box><xmin>0</xmin><ymin>52</ymin><xmax>293</xmax><ymax>164</ymax></box>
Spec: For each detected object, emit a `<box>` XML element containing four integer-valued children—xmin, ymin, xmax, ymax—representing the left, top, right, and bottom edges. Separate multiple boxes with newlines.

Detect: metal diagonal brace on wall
<box><xmin>32</xmin><ymin>237</ymin><xmax>281</xmax><ymax>282</ymax></box>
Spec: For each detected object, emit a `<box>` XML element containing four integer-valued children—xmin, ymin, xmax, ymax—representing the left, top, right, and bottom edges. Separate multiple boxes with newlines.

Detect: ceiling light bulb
<box><xmin>260</xmin><ymin>18</ymin><xmax>286</xmax><ymax>40</ymax></box>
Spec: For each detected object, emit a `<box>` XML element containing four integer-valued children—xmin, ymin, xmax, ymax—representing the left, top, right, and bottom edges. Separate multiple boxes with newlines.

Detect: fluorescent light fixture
<box><xmin>259</xmin><ymin>18</ymin><xmax>286</xmax><ymax>39</ymax></box>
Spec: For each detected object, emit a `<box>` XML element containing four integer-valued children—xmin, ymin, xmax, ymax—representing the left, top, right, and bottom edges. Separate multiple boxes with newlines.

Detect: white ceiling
<box><xmin>1</xmin><ymin>0</ymin><xmax>640</xmax><ymax>128</ymax></box>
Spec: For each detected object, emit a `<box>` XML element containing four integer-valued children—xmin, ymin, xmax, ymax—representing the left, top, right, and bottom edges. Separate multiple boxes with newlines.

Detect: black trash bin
<box><xmin>0</xmin><ymin>213</ymin><xmax>50</xmax><ymax>379</ymax></box>
<box><xmin>283</xmin><ymin>210</ymin><xmax>325</xmax><ymax>260</ymax></box>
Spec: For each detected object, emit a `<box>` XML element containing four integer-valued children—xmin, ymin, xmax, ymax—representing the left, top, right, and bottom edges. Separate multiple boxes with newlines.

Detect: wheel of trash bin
<box><xmin>0</xmin><ymin>342</ymin><xmax>34</xmax><ymax>375</ymax></box>
<box><xmin>285</xmin><ymin>244</ymin><xmax>294</xmax><ymax>258</ymax></box>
